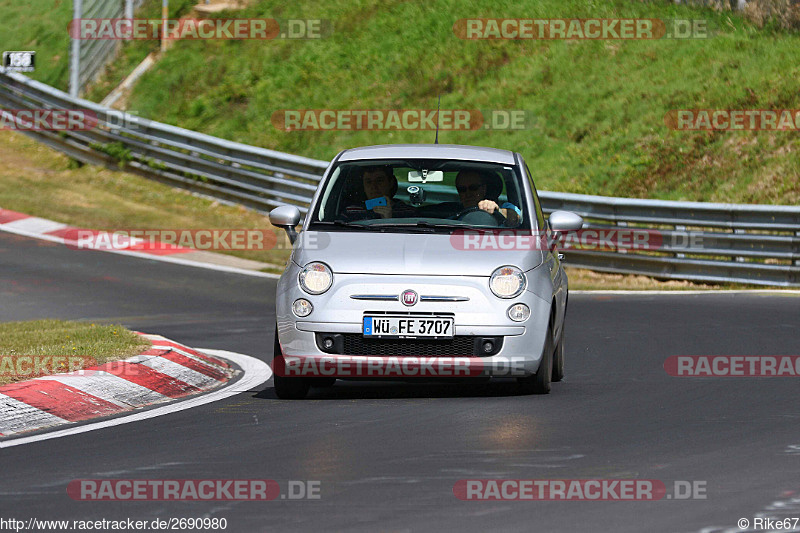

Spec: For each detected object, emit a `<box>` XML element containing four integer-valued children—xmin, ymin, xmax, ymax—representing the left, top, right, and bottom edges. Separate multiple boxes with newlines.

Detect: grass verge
<box><xmin>0</xmin><ymin>319</ymin><xmax>151</xmax><ymax>386</ymax></box>
<box><xmin>563</xmin><ymin>267</ymin><xmax>782</xmax><ymax>291</ymax></box>
<box><xmin>0</xmin><ymin>129</ymin><xmax>290</xmax><ymax>266</ymax></box>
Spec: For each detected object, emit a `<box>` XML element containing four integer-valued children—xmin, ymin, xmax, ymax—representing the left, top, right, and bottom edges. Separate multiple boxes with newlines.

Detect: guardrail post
<box><xmin>734</xmin><ymin>228</ymin><xmax>746</xmax><ymax>262</ymax></box>
<box><xmin>69</xmin><ymin>0</ymin><xmax>83</xmax><ymax>97</ymax></box>
<box><xmin>617</xmin><ymin>220</ymin><xmax>628</xmax><ymax>254</ymax></box>
<box><xmin>125</xmin><ymin>0</ymin><xmax>134</xmax><ymax>20</ymax></box>
<box><xmin>796</xmin><ymin>231</ymin><xmax>800</xmax><ymax>266</ymax></box>
<box><xmin>675</xmin><ymin>225</ymin><xmax>686</xmax><ymax>259</ymax></box>
<box><xmin>161</xmin><ymin>0</ymin><xmax>168</xmax><ymax>52</ymax></box>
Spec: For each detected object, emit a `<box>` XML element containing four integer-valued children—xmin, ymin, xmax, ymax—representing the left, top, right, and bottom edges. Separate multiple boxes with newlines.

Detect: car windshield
<box><xmin>308</xmin><ymin>159</ymin><xmax>530</xmax><ymax>232</ymax></box>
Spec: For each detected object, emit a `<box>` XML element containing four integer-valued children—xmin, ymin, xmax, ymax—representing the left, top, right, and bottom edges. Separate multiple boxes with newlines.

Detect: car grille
<box><xmin>341</xmin><ymin>334</ymin><xmax>477</xmax><ymax>356</ymax></box>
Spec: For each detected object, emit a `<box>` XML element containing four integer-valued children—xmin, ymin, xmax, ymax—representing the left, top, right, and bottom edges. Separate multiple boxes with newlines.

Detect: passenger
<box><xmin>343</xmin><ymin>166</ymin><xmax>415</xmax><ymax>220</ymax></box>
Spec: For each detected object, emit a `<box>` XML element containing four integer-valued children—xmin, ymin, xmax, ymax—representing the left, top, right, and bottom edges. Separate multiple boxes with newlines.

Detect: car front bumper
<box><xmin>275</xmin><ymin>266</ymin><xmax>553</xmax><ymax>378</ymax></box>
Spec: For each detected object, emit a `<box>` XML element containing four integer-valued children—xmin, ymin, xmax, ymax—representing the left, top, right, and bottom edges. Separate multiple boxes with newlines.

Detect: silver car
<box><xmin>269</xmin><ymin>144</ymin><xmax>583</xmax><ymax>399</ymax></box>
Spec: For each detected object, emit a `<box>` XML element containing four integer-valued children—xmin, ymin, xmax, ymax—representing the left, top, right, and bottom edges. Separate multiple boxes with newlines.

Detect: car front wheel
<box><xmin>552</xmin><ymin>323</ymin><xmax>565</xmax><ymax>383</ymax></box>
<box><xmin>272</xmin><ymin>325</ymin><xmax>310</xmax><ymax>400</ymax></box>
<box><xmin>517</xmin><ymin>319</ymin><xmax>554</xmax><ymax>395</ymax></box>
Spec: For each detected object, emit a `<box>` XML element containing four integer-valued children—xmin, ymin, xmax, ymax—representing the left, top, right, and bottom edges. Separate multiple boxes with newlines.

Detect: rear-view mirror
<box><xmin>407</xmin><ymin>170</ymin><xmax>444</xmax><ymax>183</ymax></box>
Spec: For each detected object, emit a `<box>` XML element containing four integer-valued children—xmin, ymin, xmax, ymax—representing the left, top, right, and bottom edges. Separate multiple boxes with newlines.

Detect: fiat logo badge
<box><xmin>401</xmin><ymin>289</ymin><xmax>418</xmax><ymax>306</ymax></box>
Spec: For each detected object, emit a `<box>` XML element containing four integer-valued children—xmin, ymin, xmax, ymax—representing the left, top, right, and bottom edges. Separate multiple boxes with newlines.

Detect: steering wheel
<box><xmin>454</xmin><ymin>206</ymin><xmax>499</xmax><ymax>226</ymax></box>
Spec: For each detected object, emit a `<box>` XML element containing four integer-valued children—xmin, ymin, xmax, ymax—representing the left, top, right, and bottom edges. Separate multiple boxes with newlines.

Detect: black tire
<box><xmin>517</xmin><ymin>320</ymin><xmax>554</xmax><ymax>395</ymax></box>
<box><xmin>552</xmin><ymin>323</ymin><xmax>565</xmax><ymax>383</ymax></box>
<box><xmin>272</xmin><ymin>325</ymin><xmax>309</xmax><ymax>400</ymax></box>
<box><xmin>309</xmin><ymin>378</ymin><xmax>336</xmax><ymax>388</ymax></box>
<box><xmin>274</xmin><ymin>374</ymin><xmax>310</xmax><ymax>399</ymax></box>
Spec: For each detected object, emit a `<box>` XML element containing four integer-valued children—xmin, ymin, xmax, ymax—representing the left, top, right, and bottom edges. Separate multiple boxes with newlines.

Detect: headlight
<box><xmin>298</xmin><ymin>262</ymin><xmax>333</xmax><ymax>294</ymax></box>
<box><xmin>489</xmin><ymin>266</ymin><xmax>526</xmax><ymax>298</ymax></box>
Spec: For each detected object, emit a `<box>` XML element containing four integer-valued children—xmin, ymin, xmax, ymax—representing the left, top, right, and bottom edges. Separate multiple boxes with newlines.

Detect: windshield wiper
<box><xmin>369</xmin><ymin>221</ymin><xmax>468</xmax><ymax>232</ymax></box>
<box><xmin>310</xmin><ymin>220</ymin><xmax>398</xmax><ymax>232</ymax></box>
<box><xmin>314</xmin><ymin>220</ymin><xmax>468</xmax><ymax>233</ymax></box>
<box><xmin>363</xmin><ymin>222</ymin><xmax>436</xmax><ymax>233</ymax></box>
<box><xmin>311</xmin><ymin>220</ymin><xmax>365</xmax><ymax>229</ymax></box>
<box><xmin>412</xmin><ymin>221</ymin><xmax>470</xmax><ymax>231</ymax></box>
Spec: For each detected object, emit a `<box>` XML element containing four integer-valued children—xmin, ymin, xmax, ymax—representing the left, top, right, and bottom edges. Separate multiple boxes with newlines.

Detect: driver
<box><xmin>455</xmin><ymin>170</ymin><xmax>520</xmax><ymax>226</ymax></box>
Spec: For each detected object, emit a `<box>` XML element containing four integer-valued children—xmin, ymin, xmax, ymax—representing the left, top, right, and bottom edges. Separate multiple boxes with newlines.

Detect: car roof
<box><xmin>337</xmin><ymin>144</ymin><xmax>517</xmax><ymax>165</ymax></box>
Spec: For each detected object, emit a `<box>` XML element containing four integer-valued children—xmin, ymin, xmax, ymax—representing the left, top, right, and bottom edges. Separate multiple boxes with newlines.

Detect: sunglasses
<box><xmin>456</xmin><ymin>184</ymin><xmax>484</xmax><ymax>193</ymax></box>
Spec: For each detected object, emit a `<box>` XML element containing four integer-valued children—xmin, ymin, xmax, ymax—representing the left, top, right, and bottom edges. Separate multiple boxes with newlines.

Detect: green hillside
<box><xmin>0</xmin><ymin>0</ymin><xmax>194</xmax><ymax>91</ymax></box>
<box><xmin>0</xmin><ymin>0</ymin><xmax>73</xmax><ymax>89</ymax></box>
<box><xmin>115</xmin><ymin>0</ymin><xmax>800</xmax><ymax>203</ymax></box>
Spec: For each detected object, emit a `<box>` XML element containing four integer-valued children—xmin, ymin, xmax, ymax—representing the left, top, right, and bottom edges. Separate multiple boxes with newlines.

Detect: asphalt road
<box><xmin>1</xmin><ymin>232</ymin><xmax>799</xmax><ymax>533</ymax></box>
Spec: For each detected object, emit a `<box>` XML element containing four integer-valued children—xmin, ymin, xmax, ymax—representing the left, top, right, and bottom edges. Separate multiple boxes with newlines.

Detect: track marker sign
<box><xmin>2</xmin><ymin>51</ymin><xmax>35</xmax><ymax>72</ymax></box>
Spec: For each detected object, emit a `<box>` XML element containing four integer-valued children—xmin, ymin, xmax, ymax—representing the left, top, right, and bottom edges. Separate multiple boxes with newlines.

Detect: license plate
<box><xmin>363</xmin><ymin>316</ymin><xmax>454</xmax><ymax>339</ymax></box>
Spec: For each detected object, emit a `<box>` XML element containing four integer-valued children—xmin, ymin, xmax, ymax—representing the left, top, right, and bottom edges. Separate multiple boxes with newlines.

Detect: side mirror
<box><xmin>548</xmin><ymin>210</ymin><xmax>583</xmax><ymax>232</ymax></box>
<box><xmin>269</xmin><ymin>205</ymin><xmax>302</xmax><ymax>244</ymax></box>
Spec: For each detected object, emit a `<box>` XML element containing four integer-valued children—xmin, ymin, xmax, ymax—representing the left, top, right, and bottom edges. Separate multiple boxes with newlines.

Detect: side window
<box><xmin>525</xmin><ymin>164</ymin><xmax>546</xmax><ymax>231</ymax></box>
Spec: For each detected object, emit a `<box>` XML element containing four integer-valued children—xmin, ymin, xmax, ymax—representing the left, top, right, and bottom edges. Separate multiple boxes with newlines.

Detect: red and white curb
<box><xmin>0</xmin><ymin>208</ymin><xmax>193</xmax><ymax>256</ymax></box>
<box><xmin>0</xmin><ymin>207</ymin><xmax>279</xmax><ymax>278</ymax></box>
<box><xmin>0</xmin><ymin>333</ymin><xmax>245</xmax><ymax>439</ymax></box>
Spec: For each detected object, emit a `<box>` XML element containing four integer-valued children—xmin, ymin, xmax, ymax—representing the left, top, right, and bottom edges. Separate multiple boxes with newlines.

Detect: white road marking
<box><xmin>0</xmin><ymin>349</ymin><xmax>272</xmax><ymax>448</ymax></box>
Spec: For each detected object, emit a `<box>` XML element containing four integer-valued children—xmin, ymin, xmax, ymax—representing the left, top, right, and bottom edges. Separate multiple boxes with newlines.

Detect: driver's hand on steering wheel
<box><xmin>478</xmin><ymin>199</ymin><xmax>519</xmax><ymax>226</ymax></box>
<box><xmin>478</xmin><ymin>199</ymin><xmax>499</xmax><ymax>214</ymax></box>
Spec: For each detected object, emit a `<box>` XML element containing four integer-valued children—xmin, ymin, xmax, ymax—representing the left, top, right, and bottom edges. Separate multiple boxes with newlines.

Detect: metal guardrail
<box><xmin>1</xmin><ymin>71</ymin><xmax>799</xmax><ymax>286</ymax></box>
<box><xmin>538</xmin><ymin>191</ymin><xmax>800</xmax><ymax>286</ymax></box>
<box><xmin>1</xmin><ymin>72</ymin><xmax>326</xmax><ymax>214</ymax></box>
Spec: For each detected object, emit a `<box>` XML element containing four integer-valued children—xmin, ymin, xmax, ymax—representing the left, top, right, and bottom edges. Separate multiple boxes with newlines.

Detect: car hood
<box><xmin>293</xmin><ymin>231</ymin><xmax>544</xmax><ymax>276</ymax></box>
